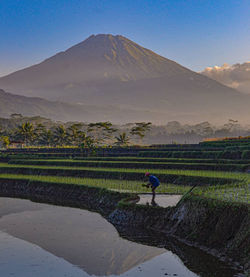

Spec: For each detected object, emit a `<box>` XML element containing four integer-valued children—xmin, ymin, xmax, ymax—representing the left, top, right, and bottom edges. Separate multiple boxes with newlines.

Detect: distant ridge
<box><xmin>0</xmin><ymin>34</ymin><xmax>249</xmax><ymax>123</ymax></box>
<box><xmin>0</xmin><ymin>88</ymin><xmax>175</xmax><ymax>123</ymax></box>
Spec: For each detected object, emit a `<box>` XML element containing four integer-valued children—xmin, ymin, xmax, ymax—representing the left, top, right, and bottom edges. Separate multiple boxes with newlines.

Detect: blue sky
<box><xmin>0</xmin><ymin>0</ymin><xmax>249</xmax><ymax>76</ymax></box>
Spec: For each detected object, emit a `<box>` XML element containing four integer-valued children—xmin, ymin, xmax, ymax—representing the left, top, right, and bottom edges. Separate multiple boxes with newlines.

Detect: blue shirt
<box><xmin>149</xmin><ymin>175</ymin><xmax>160</xmax><ymax>187</ymax></box>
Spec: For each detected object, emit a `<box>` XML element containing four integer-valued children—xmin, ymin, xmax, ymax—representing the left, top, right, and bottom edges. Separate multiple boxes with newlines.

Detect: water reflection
<box><xmin>0</xmin><ymin>197</ymin><xmax>242</xmax><ymax>277</ymax></box>
<box><xmin>0</xmin><ymin>198</ymin><xmax>173</xmax><ymax>276</ymax></box>
<box><xmin>0</xmin><ymin>230</ymin><xmax>198</xmax><ymax>277</ymax></box>
<box><xmin>0</xmin><ymin>231</ymin><xmax>87</xmax><ymax>277</ymax></box>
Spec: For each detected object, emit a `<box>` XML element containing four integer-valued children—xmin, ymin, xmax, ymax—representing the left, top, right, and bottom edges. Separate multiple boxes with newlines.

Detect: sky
<box><xmin>0</xmin><ymin>0</ymin><xmax>249</xmax><ymax>77</ymax></box>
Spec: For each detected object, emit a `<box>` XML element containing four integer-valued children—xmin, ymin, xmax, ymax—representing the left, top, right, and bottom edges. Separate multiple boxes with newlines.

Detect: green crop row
<box><xmin>226</xmin><ymin>145</ymin><xmax>250</xmax><ymax>151</ymax></box>
<box><xmin>200</xmin><ymin>139</ymin><xmax>250</xmax><ymax>147</ymax></box>
<box><xmin>0</xmin><ymin>173</ymin><xmax>248</xmax><ymax>204</ymax></box>
<box><xmin>5</xmin><ymin>154</ymin><xmax>250</xmax><ymax>164</ymax></box>
<box><xmin>0</xmin><ymin>174</ymin><xmax>192</xmax><ymax>194</ymax></box>
<box><xmin>9</xmin><ymin>159</ymin><xmax>250</xmax><ymax>172</ymax></box>
<box><xmin>194</xmin><ymin>183</ymin><xmax>250</xmax><ymax>204</ymax></box>
<box><xmin>73</xmin><ymin>156</ymin><xmax>250</xmax><ymax>164</ymax></box>
<box><xmin>0</xmin><ymin>163</ymin><xmax>246</xmax><ymax>186</ymax></box>
<box><xmin>139</xmin><ymin>150</ymin><xmax>250</xmax><ymax>159</ymax></box>
<box><xmin>1</xmin><ymin>162</ymin><xmax>248</xmax><ymax>180</ymax></box>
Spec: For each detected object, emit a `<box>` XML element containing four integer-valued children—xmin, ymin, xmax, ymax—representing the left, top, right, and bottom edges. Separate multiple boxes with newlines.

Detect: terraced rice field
<box><xmin>0</xmin><ymin>144</ymin><xmax>249</xmax><ymax>205</ymax></box>
<box><xmin>8</xmin><ymin>158</ymin><xmax>250</xmax><ymax>172</ymax></box>
<box><xmin>0</xmin><ymin>174</ymin><xmax>192</xmax><ymax>194</ymax></box>
<box><xmin>0</xmin><ymin>142</ymin><xmax>250</xmax><ymax>204</ymax></box>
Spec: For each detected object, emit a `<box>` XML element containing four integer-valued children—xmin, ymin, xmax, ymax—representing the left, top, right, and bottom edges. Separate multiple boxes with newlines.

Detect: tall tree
<box><xmin>67</xmin><ymin>123</ymin><xmax>83</xmax><ymax>146</ymax></box>
<box><xmin>53</xmin><ymin>125</ymin><xmax>68</xmax><ymax>146</ymax></box>
<box><xmin>87</xmin><ymin>122</ymin><xmax>117</xmax><ymax>145</ymax></box>
<box><xmin>0</xmin><ymin>136</ymin><xmax>10</xmax><ymax>149</ymax></box>
<box><xmin>15</xmin><ymin>122</ymin><xmax>35</xmax><ymax>145</ymax></box>
<box><xmin>39</xmin><ymin>129</ymin><xmax>55</xmax><ymax>146</ymax></box>
<box><xmin>34</xmin><ymin>123</ymin><xmax>47</xmax><ymax>145</ymax></box>
<box><xmin>130</xmin><ymin>122</ymin><xmax>152</xmax><ymax>144</ymax></box>
<box><xmin>114</xmin><ymin>132</ymin><xmax>130</xmax><ymax>146</ymax></box>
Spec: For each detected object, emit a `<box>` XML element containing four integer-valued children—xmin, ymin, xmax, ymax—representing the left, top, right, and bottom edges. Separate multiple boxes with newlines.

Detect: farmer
<box><xmin>144</xmin><ymin>172</ymin><xmax>160</xmax><ymax>205</ymax></box>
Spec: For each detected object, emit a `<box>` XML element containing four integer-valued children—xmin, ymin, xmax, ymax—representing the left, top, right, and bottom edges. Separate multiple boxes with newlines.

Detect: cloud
<box><xmin>201</xmin><ymin>62</ymin><xmax>250</xmax><ymax>94</ymax></box>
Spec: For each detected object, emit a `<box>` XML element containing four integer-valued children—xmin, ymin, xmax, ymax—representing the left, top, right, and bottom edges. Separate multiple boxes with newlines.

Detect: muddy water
<box><xmin>0</xmin><ymin>197</ymin><xmax>243</xmax><ymax>277</ymax></box>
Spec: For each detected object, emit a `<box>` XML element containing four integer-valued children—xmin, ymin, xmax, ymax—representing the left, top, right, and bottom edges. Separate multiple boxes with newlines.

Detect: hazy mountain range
<box><xmin>0</xmin><ymin>89</ymin><xmax>172</xmax><ymax>123</ymax></box>
<box><xmin>0</xmin><ymin>34</ymin><xmax>249</xmax><ymax>124</ymax></box>
<box><xmin>201</xmin><ymin>62</ymin><xmax>250</xmax><ymax>95</ymax></box>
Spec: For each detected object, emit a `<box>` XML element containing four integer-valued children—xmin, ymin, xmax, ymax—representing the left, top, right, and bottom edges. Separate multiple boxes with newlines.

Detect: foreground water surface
<box><xmin>0</xmin><ymin>197</ymin><xmax>243</xmax><ymax>277</ymax></box>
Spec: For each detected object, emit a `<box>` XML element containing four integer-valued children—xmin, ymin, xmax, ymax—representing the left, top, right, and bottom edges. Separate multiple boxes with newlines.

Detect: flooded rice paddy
<box><xmin>0</xmin><ymin>197</ymin><xmax>244</xmax><ymax>277</ymax></box>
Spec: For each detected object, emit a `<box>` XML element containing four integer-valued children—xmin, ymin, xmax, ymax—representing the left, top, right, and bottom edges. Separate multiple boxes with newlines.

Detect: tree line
<box><xmin>0</xmin><ymin>121</ymin><xmax>152</xmax><ymax>148</ymax></box>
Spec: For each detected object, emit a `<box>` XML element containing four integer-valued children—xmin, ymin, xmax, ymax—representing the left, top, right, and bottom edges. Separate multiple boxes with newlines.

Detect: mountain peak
<box><xmin>0</xmin><ymin>34</ymin><xmax>249</xmax><ymax>125</ymax></box>
<box><xmin>58</xmin><ymin>33</ymin><xmax>185</xmax><ymax>82</ymax></box>
<box><xmin>0</xmin><ymin>34</ymin><xmax>186</xmax><ymax>86</ymax></box>
<box><xmin>68</xmin><ymin>33</ymin><xmax>134</xmax><ymax>53</ymax></box>
<box><xmin>66</xmin><ymin>33</ymin><xmax>147</xmax><ymax>57</ymax></box>
<box><xmin>85</xmin><ymin>33</ymin><xmax>130</xmax><ymax>42</ymax></box>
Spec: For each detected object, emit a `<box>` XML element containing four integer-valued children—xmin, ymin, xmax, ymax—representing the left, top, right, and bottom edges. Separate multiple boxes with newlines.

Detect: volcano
<box><xmin>0</xmin><ymin>34</ymin><xmax>249</xmax><ymax>123</ymax></box>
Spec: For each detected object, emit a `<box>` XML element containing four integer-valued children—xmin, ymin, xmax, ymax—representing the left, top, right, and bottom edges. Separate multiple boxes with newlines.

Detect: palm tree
<box><xmin>15</xmin><ymin>122</ymin><xmax>35</xmax><ymax>145</ymax></box>
<box><xmin>53</xmin><ymin>125</ymin><xmax>68</xmax><ymax>146</ymax></box>
<box><xmin>39</xmin><ymin>129</ymin><xmax>55</xmax><ymax>147</ymax></box>
<box><xmin>67</xmin><ymin>123</ymin><xmax>83</xmax><ymax>146</ymax></box>
<box><xmin>115</xmin><ymin>132</ymin><xmax>130</xmax><ymax>146</ymax></box>
<box><xmin>34</xmin><ymin>123</ymin><xmax>47</xmax><ymax>145</ymax></box>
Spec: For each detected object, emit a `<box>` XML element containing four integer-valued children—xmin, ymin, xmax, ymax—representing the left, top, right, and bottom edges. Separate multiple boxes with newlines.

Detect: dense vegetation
<box><xmin>1</xmin><ymin>115</ymin><xmax>250</xmax><ymax>146</ymax></box>
<box><xmin>0</xmin><ymin>118</ymin><xmax>152</xmax><ymax>148</ymax></box>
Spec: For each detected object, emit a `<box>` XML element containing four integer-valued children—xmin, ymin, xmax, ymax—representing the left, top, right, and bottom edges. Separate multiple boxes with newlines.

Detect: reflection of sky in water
<box><xmin>0</xmin><ymin>231</ymin><xmax>198</xmax><ymax>277</ymax></box>
<box><xmin>0</xmin><ymin>198</ymin><xmax>166</xmax><ymax>276</ymax></box>
<box><xmin>0</xmin><ymin>231</ymin><xmax>87</xmax><ymax>277</ymax></box>
<box><xmin>0</xmin><ymin>198</ymin><xmax>239</xmax><ymax>277</ymax></box>
<box><xmin>118</xmin><ymin>252</ymin><xmax>198</xmax><ymax>277</ymax></box>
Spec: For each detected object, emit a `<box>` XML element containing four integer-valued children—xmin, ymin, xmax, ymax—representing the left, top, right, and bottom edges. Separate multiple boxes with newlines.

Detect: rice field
<box><xmin>196</xmin><ymin>183</ymin><xmax>250</xmax><ymax>204</ymax></box>
<box><xmin>0</xmin><ymin>174</ymin><xmax>191</xmax><ymax>194</ymax></box>
<box><xmin>1</xmin><ymin>162</ymin><xmax>249</xmax><ymax>180</ymax></box>
<box><xmin>0</xmin><ymin>147</ymin><xmax>249</xmax><ymax>205</ymax></box>
<box><xmin>8</xmin><ymin>158</ymin><xmax>250</xmax><ymax>172</ymax></box>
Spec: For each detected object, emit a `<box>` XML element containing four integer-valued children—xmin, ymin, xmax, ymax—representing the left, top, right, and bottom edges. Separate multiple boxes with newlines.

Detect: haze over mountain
<box><xmin>0</xmin><ymin>89</ymin><xmax>174</xmax><ymax>123</ymax></box>
<box><xmin>0</xmin><ymin>89</ymin><xmax>89</xmax><ymax>121</ymax></box>
<box><xmin>201</xmin><ymin>62</ymin><xmax>250</xmax><ymax>95</ymax></box>
<box><xmin>0</xmin><ymin>34</ymin><xmax>249</xmax><ymax>124</ymax></box>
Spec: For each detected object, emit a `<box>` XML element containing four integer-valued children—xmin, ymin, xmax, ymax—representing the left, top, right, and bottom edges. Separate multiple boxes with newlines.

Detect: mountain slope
<box><xmin>0</xmin><ymin>34</ymin><xmax>249</xmax><ymax>123</ymax></box>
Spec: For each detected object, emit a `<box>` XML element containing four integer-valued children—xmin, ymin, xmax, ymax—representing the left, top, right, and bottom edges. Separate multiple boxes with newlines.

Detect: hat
<box><xmin>145</xmin><ymin>172</ymin><xmax>150</xmax><ymax>177</ymax></box>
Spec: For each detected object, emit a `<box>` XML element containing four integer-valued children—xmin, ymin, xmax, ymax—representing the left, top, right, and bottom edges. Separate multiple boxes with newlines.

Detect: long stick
<box><xmin>176</xmin><ymin>184</ymin><xmax>198</xmax><ymax>205</ymax></box>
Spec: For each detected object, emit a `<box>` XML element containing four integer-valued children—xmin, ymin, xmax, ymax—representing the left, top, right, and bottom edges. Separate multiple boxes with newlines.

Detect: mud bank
<box><xmin>0</xmin><ymin>178</ymin><xmax>133</xmax><ymax>215</ymax></box>
<box><xmin>110</xmin><ymin>195</ymin><xmax>250</xmax><ymax>274</ymax></box>
<box><xmin>0</xmin><ymin>178</ymin><xmax>249</xmax><ymax>274</ymax></box>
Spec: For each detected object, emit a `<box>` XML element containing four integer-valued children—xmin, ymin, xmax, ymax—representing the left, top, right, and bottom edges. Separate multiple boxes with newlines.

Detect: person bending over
<box><xmin>144</xmin><ymin>172</ymin><xmax>160</xmax><ymax>205</ymax></box>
